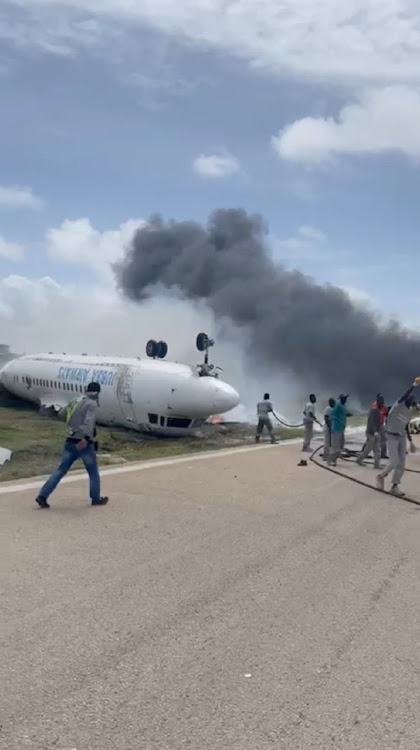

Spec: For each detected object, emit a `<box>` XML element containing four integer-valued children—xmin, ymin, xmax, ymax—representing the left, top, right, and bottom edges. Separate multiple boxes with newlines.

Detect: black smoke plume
<box><xmin>115</xmin><ymin>208</ymin><xmax>420</xmax><ymax>404</ymax></box>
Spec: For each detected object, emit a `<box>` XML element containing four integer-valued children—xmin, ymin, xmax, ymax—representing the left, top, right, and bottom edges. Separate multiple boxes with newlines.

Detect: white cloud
<box><xmin>272</xmin><ymin>85</ymin><xmax>420</xmax><ymax>164</ymax></box>
<box><xmin>193</xmin><ymin>153</ymin><xmax>240</xmax><ymax>179</ymax></box>
<box><xmin>0</xmin><ymin>236</ymin><xmax>24</xmax><ymax>261</ymax></box>
<box><xmin>340</xmin><ymin>285</ymin><xmax>375</xmax><ymax>309</ymax></box>
<box><xmin>5</xmin><ymin>1</ymin><xmax>420</xmax><ymax>86</ymax></box>
<box><xmin>46</xmin><ymin>217</ymin><xmax>144</xmax><ymax>276</ymax></box>
<box><xmin>0</xmin><ymin>216</ymin><xmax>220</xmax><ymax>364</ymax></box>
<box><xmin>274</xmin><ymin>224</ymin><xmax>330</xmax><ymax>260</ymax></box>
<box><xmin>0</xmin><ymin>185</ymin><xmax>44</xmax><ymax>211</ymax></box>
<box><xmin>297</xmin><ymin>225</ymin><xmax>326</xmax><ymax>243</ymax></box>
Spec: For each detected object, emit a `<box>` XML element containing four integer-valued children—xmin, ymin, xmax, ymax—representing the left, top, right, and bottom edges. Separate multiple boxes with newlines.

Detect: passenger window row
<box><xmin>21</xmin><ymin>376</ymin><xmax>86</xmax><ymax>393</ymax></box>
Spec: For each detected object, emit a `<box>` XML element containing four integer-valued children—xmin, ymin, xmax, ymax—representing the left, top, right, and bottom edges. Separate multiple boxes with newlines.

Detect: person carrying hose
<box><xmin>302</xmin><ymin>394</ymin><xmax>322</xmax><ymax>452</ymax></box>
<box><xmin>376</xmin><ymin>377</ymin><xmax>420</xmax><ymax>497</ymax></box>
<box><xmin>255</xmin><ymin>393</ymin><xmax>277</xmax><ymax>444</ymax></box>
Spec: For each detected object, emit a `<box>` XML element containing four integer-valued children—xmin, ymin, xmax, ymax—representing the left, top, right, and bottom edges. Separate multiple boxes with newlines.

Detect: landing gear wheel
<box><xmin>146</xmin><ymin>339</ymin><xmax>158</xmax><ymax>358</ymax></box>
<box><xmin>156</xmin><ymin>340</ymin><xmax>168</xmax><ymax>359</ymax></box>
<box><xmin>196</xmin><ymin>332</ymin><xmax>209</xmax><ymax>352</ymax></box>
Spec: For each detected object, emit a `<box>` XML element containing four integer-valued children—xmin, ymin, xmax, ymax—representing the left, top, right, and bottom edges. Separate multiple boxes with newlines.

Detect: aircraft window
<box><xmin>148</xmin><ymin>413</ymin><xmax>158</xmax><ymax>424</ymax></box>
<box><xmin>70</xmin><ymin>384</ymin><xmax>74</xmax><ymax>391</ymax></box>
<box><xmin>54</xmin><ymin>381</ymin><xmax>57</xmax><ymax>389</ymax></box>
<box><xmin>160</xmin><ymin>416</ymin><xmax>165</xmax><ymax>426</ymax></box>
<box><xmin>167</xmin><ymin>417</ymin><xmax>192</xmax><ymax>429</ymax></box>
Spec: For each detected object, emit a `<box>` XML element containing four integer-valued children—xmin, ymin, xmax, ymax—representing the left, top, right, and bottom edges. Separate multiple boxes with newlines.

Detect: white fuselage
<box><xmin>0</xmin><ymin>353</ymin><xmax>240</xmax><ymax>437</ymax></box>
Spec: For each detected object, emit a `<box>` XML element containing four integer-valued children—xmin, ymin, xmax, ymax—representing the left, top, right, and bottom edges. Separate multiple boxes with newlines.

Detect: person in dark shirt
<box><xmin>356</xmin><ymin>394</ymin><xmax>384</xmax><ymax>469</ymax></box>
<box><xmin>327</xmin><ymin>394</ymin><xmax>349</xmax><ymax>466</ymax></box>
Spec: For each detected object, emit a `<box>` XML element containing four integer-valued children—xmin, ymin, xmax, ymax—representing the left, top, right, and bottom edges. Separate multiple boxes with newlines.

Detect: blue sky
<box><xmin>1</xmin><ymin>0</ymin><xmax>420</xmax><ymax>354</ymax></box>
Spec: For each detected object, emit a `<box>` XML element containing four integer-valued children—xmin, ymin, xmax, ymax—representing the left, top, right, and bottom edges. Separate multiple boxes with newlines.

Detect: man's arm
<box><xmin>398</xmin><ymin>377</ymin><xmax>420</xmax><ymax>403</ymax></box>
<box><xmin>308</xmin><ymin>405</ymin><xmax>322</xmax><ymax>425</ymax></box>
<box><xmin>79</xmin><ymin>400</ymin><xmax>98</xmax><ymax>442</ymax></box>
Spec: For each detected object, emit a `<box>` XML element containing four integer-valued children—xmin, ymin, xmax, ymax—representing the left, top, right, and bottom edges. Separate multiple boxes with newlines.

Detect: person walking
<box><xmin>255</xmin><ymin>393</ymin><xmax>276</xmax><ymax>444</ymax></box>
<box><xmin>356</xmin><ymin>395</ymin><xmax>385</xmax><ymax>469</ymax></box>
<box><xmin>376</xmin><ymin>378</ymin><xmax>420</xmax><ymax>497</ymax></box>
<box><xmin>35</xmin><ymin>381</ymin><xmax>109</xmax><ymax>509</ymax></box>
<box><xmin>370</xmin><ymin>393</ymin><xmax>389</xmax><ymax>459</ymax></box>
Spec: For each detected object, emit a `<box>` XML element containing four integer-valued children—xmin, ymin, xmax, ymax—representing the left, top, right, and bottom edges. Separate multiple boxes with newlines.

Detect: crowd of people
<box><xmin>256</xmin><ymin>377</ymin><xmax>420</xmax><ymax>498</ymax></box>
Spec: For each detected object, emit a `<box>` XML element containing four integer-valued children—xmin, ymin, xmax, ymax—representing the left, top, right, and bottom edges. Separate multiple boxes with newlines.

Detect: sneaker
<box><xmin>35</xmin><ymin>496</ymin><xmax>50</xmax><ymax>509</ymax></box>
<box><xmin>390</xmin><ymin>485</ymin><xmax>405</xmax><ymax>498</ymax></box>
<box><xmin>91</xmin><ymin>496</ymin><xmax>109</xmax><ymax>506</ymax></box>
<box><xmin>356</xmin><ymin>459</ymin><xmax>366</xmax><ymax>466</ymax></box>
<box><xmin>376</xmin><ymin>475</ymin><xmax>385</xmax><ymax>491</ymax></box>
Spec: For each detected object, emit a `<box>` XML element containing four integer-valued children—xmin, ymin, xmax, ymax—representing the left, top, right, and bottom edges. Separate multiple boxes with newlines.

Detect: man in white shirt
<box><xmin>302</xmin><ymin>393</ymin><xmax>320</xmax><ymax>452</ymax></box>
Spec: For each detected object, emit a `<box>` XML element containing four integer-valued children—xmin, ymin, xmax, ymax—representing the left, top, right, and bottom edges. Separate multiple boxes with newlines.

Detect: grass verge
<box><xmin>0</xmin><ymin>395</ymin><xmax>304</xmax><ymax>482</ymax></box>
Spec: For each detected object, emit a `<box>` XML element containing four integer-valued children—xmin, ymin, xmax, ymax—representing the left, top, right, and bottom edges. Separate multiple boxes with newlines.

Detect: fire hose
<box><xmin>272</xmin><ymin>411</ymin><xmax>309</xmax><ymax>429</ymax></box>
<box><xmin>309</xmin><ymin>444</ymin><xmax>420</xmax><ymax>508</ymax></box>
<box><xmin>268</xmin><ymin>408</ymin><xmax>420</xmax><ymax>505</ymax></box>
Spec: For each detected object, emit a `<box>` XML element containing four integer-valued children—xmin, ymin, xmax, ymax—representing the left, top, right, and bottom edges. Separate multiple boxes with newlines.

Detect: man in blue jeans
<box><xmin>35</xmin><ymin>381</ymin><xmax>109</xmax><ymax>509</ymax></box>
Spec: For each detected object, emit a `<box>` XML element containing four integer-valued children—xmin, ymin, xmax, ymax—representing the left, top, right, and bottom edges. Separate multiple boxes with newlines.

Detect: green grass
<box><xmin>0</xmin><ymin>393</ymin><xmax>304</xmax><ymax>481</ymax></box>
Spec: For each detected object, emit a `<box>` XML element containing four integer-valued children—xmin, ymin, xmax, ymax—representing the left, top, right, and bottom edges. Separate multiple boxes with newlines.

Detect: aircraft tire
<box><xmin>196</xmin><ymin>332</ymin><xmax>208</xmax><ymax>352</ymax></box>
<box><xmin>146</xmin><ymin>339</ymin><xmax>158</xmax><ymax>357</ymax></box>
<box><xmin>156</xmin><ymin>341</ymin><xmax>168</xmax><ymax>359</ymax></box>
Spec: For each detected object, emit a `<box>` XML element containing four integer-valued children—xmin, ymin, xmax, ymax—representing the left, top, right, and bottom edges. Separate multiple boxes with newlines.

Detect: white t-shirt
<box><xmin>303</xmin><ymin>401</ymin><xmax>316</xmax><ymax>424</ymax></box>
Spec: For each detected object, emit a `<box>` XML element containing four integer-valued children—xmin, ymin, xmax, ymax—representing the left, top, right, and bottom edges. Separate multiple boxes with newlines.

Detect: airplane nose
<box><xmin>168</xmin><ymin>374</ymin><xmax>240</xmax><ymax>417</ymax></box>
<box><xmin>210</xmin><ymin>380</ymin><xmax>240</xmax><ymax>413</ymax></box>
<box><xmin>194</xmin><ymin>377</ymin><xmax>240</xmax><ymax>414</ymax></box>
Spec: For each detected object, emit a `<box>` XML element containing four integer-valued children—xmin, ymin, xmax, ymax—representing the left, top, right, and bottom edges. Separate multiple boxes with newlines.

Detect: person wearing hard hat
<box><xmin>376</xmin><ymin>377</ymin><xmax>420</xmax><ymax>497</ymax></box>
<box><xmin>35</xmin><ymin>381</ymin><xmax>109</xmax><ymax>509</ymax></box>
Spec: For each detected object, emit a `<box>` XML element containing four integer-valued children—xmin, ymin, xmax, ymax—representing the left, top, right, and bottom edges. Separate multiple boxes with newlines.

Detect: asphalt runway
<box><xmin>2</xmin><ymin>440</ymin><xmax>420</xmax><ymax>750</ymax></box>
